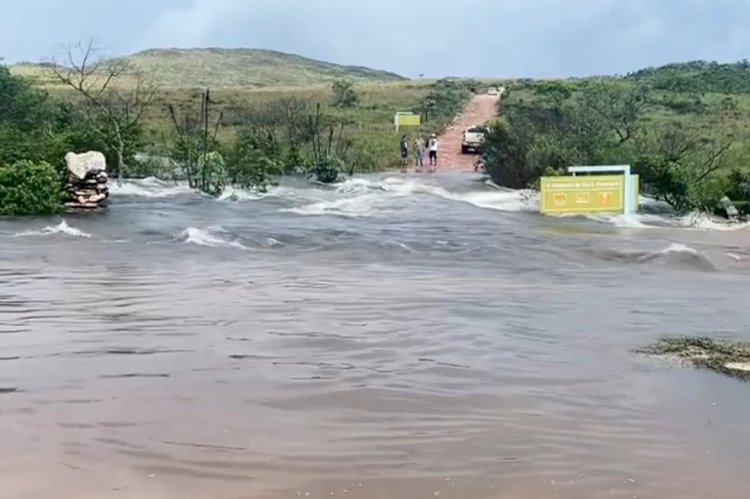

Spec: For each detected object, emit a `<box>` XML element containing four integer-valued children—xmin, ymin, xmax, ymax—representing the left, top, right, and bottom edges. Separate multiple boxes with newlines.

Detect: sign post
<box><xmin>540</xmin><ymin>165</ymin><xmax>639</xmax><ymax>215</ymax></box>
<box><xmin>394</xmin><ymin>112</ymin><xmax>421</xmax><ymax>132</ymax></box>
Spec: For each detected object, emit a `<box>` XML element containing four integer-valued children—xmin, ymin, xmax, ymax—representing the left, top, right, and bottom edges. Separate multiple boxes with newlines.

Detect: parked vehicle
<box><xmin>487</xmin><ymin>87</ymin><xmax>499</xmax><ymax>95</ymax></box>
<box><xmin>461</xmin><ymin>125</ymin><xmax>489</xmax><ymax>154</ymax></box>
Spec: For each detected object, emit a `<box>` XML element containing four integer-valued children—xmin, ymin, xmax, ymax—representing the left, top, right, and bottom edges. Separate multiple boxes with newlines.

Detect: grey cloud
<box><xmin>2</xmin><ymin>0</ymin><xmax>750</xmax><ymax>78</ymax></box>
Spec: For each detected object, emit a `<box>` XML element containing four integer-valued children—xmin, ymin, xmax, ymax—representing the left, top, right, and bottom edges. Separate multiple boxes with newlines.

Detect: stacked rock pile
<box><xmin>63</xmin><ymin>151</ymin><xmax>109</xmax><ymax>210</ymax></box>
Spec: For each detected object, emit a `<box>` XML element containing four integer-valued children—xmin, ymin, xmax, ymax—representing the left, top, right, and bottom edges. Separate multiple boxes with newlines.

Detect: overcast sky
<box><xmin>2</xmin><ymin>0</ymin><xmax>748</xmax><ymax>78</ymax></box>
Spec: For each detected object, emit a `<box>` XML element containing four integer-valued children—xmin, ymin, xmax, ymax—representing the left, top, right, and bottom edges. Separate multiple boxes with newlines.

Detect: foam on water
<box><xmin>110</xmin><ymin>174</ymin><xmax>749</xmax><ymax>233</ymax></box>
<box><xmin>589</xmin><ymin>242</ymin><xmax>715</xmax><ymax>271</ymax></box>
<box><xmin>677</xmin><ymin>211</ymin><xmax>750</xmax><ymax>231</ymax></box>
<box><xmin>335</xmin><ymin>177</ymin><xmax>386</xmax><ymax>195</ymax></box>
<box><xmin>444</xmin><ymin>189</ymin><xmax>538</xmax><ymax>212</ymax></box>
<box><xmin>179</xmin><ymin>227</ymin><xmax>248</xmax><ymax>250</ymax></box>
<box><xmin>661</xmin><ymin>242</ymin><xmax>698</xmax><ymax>255</ymax></box>
<box><xmin>285</xmin><ymin>176</ymin><xmax>537</xmax><ymax>217</ymax></box>
<box><xmin>285</xmin><ymin>193</ymin><xmax>392</xmax><ymax>217</ymax></box>
<box><xmin>580</xmin><ymin>208</ymin><xmax>748</xmax><ymax>232</ymax></box>
<box><xmin>583</xmin><ymin>213</ymin><xmax>657</xmax><ymax>229</ymax></box>
<box><xmin>110</xmin><ymin>178</ymin><xmax>194</xmax><ymax>198</ymax></box>
<box><xmin>14</xmin><ymin>220</ymin><xmax>91</xmax><ymax>239</ymax></box>
<box><xmin>218</xmin><ymin>186</ymin><xmax>264</xmax><ymax>202</ymax></box>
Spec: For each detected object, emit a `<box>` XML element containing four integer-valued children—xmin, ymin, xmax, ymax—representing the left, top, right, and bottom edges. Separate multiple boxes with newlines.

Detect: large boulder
<box><xmin>65</xmin><ymin>151</ymin><xmax>107</xmax><ymax>180</ymax></box>
<box><xmin>63</xmin><ymin>151</ymin><xmax>109</xmax><ymax>211</ymax></box>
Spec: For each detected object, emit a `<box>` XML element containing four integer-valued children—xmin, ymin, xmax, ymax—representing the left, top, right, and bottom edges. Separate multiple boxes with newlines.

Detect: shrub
<box><xmin>226</xmin><ymin>129</ymin><xmax>282</xmax><ymax>191</ymax></box>
<box><xmin>194</xmin><ymin>151</ymin><xmax>228</xmax><ymax>197</ymax></box>
<box><xmin>0</xmin><ymin>160</ymin><xmax>63</xmax><ymax>216</ymax></box>
<box><xmin>310</xmin><ymin>155</ymin><xmax>343</xmax><ymax>183</ymax></box>
<box><xmin>633</xmin><ymin>155</ymin><xmax>694</xmax><ymax>210</ymax></box>
<box><xmin>332</xmin><ymin>79</ymin><xmax>358</xmax><ymax>108</ymax></box>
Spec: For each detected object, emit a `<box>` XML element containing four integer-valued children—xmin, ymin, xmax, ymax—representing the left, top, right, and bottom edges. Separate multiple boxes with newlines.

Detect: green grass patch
<box><xmin>637</xmin><ymin>337</ymin><xmax>750</xmax><ymax>381</ymax></box>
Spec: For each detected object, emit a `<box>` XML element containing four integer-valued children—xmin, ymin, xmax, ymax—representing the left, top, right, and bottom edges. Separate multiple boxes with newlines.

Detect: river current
<box><xmin>1</xmin><ymin>172</ymin><xmax>749</xmax><ymax>498</ymax></box>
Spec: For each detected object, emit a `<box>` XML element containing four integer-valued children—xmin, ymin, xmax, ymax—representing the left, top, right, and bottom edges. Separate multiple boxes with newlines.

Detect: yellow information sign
<box><xmin>394</xmin><ymin>113</ymin><xmax>421</xmax><ymax>127</ymax></box>
<box><xmin>540</xmin><ymin>175</ymin><xmax>639</xmax><ymax>214</ymax></box>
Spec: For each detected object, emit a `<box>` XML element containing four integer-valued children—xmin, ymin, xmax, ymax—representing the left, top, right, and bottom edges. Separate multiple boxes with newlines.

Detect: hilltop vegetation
<box><xmin>12</xmin><ymin>48</ymin><xmax>406</xmax><ymax>89</ymax></box>
<box><xmin>626</xmin><ymin>60</ymin><xmax>750</xmax><ymax>94</ymax></box>
<box><xmin>483</xmin><ymin>59</ymin><xmax>750</xmax><ymax>215</ymax></box>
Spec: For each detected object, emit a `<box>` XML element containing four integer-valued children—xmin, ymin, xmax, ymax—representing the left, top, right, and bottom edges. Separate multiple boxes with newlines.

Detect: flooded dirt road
<box><xmin>435</xmin><ymin>93</ymin><xmax>499</xmax><ymax>171</ymax></box>
<box><xmin>2</xmin><ymin>173</ymin><xmax>750</xmax><ymax>498</ymax></box>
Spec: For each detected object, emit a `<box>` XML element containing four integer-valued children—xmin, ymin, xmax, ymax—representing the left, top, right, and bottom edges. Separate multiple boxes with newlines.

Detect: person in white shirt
<box><xmin>428</xmin><ymin>133</ymin><xmax>439</xmax><ymax>170</ymax></box>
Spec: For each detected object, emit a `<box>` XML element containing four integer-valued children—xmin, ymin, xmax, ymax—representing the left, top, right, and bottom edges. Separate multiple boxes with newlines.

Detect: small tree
<box><xmin>49</xmin><ymin>39</ymin><xmax>158</xmax><ymax>177</ymax></box>
<box><xmin>577</xmin><ymin>81</ymin><xmax>649</xmax><ymax>144</ymax></box>
<box><xmin>232</xmin><ymin>96</ymin><xmax>312</xmax><ymax>171</ymax></box>
<box><xmin>331</xmin><ymin>79</ymin><xmax>358</xmax><ymax>107</ymax></box>
<box><xmin>166</xmin><ymin>88</ymin><xmax>224</xmax><ymax>193</ymax></box>
<box><xmin>226</xmin><ymin>128</ymin><xmax>282</xmax><ymax>191</ymax></box>
<box><xmin>633</xmin><ymin>123</ymin><xmax>734</xmax><ymax>210</ymax></box>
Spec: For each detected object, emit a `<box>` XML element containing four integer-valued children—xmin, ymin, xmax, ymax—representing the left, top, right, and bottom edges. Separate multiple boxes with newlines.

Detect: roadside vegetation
<box><xmin>483</xmin><ymin>61</ymin><xmax>750</xmax><ymax>216</ymax></box>
<box><xmin>10</xmin><ymin>40</ymin><xmax>750</xmax><ymax>218</ymax></box>
<box><xmin>1</xmin><ymin>43</ymin><xmax>473</xmax><ymax>213</ymax></box>
<box><xmin>0</xmin><ymin>63</ymin><xmax>112</xmax><ymax>215</ymax></box>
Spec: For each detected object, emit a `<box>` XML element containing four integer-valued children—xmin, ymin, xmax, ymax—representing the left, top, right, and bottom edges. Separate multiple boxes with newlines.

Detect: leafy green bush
<box><xmin>0</xmin><ymin>160</ymin><xmax>63</xmax><ymax>216</ymax></box>
<box><xmin>226</xmin><ymin>131</ymin><xmax>282</xmax><ymax>191</ymax></box>
<box><xmin>633</xmin><ymin>155</ymin><xmax>694</xmax><ymax>210</ymax></box>
<box><xmin>194</xmin><ymin>151</ymin><xmax>228</xmax><ymax>196</ymax></box>
<box><xmin>726</xmin><ymin>169</ymin><xmax>750</xmax><ymax>201</ymax></box>
<box><xmin>310</xmin><ymin>155</ymin><xmax>343</xmax><ymax>183</ymax></box>
<box><xmin>482</xmin><ymin>118</ymin><xmax>538</xmax><ymax>189</ymax></box>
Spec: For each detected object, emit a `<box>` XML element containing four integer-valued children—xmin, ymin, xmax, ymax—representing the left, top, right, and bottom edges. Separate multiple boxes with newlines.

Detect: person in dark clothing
<box><xmin>400</xmin><ymin>135</ymin><xmax>409</xmax><ymax>171</ymax></box>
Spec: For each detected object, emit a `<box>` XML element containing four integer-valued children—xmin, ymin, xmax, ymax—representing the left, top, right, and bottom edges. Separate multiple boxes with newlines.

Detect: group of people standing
<box><xmin>401</xmin><ymin>133</ymin><xmax>439</xmax><ymax>172</ymax></box>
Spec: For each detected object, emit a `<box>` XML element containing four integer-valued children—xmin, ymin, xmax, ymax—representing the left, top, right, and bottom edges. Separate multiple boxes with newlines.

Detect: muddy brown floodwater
<box><xmin>2</xmin><ymin>173</ymin><xmax>750</xmax><ymax>499</ymax></box>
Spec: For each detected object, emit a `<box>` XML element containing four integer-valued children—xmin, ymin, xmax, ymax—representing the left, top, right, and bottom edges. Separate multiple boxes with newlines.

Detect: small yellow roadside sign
<box><xmin>540</xmin><ymin>175</ymin><xmax>639</xmax><ymax>214</ymax></box>
<box><xmin>394</xmin><ymin>113</ymin><xmax>421</xmax><ymax>128</ymax></box>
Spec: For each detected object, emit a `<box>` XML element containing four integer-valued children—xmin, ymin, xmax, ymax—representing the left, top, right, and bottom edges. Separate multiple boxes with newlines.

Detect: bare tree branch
<box><xmin>695</xmin><ymin>140</ymin><xmax>733</xmax><ymax>183</ymax></box>
<box><xmin>47</xmin><ymin>38</ymin><xmax>158</xmax><ymax>177</ymax></box>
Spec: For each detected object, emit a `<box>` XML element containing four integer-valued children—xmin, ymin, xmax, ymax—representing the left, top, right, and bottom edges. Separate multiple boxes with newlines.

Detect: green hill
<box><xmin>120</xmin><ymin>48</ymin><xmax>405</xmax><ymax>88</ymax></box>
<box><xmin>11</xmin><ymin>47</ymin><xmax>406</xmax><ymax>89</ymax></box>
<box><xmin>123</xmin><ymin>48</ymin><xmax>406</xmax><ymax>88</ymax></box>
<box><xmin>626</xmin><ymin>60</ymin><xmax>750</xmax><ymax>94</ymax></box>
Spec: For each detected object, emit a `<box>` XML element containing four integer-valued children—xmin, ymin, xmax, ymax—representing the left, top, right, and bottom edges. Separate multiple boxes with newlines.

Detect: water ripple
<box><xmin>1</xmin><ymin>173</ymin><xmax>749</xmax><ymax>498</ymax></box>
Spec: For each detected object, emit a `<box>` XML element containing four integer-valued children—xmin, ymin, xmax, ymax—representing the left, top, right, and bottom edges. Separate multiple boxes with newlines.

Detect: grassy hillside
<box><xmin>12</xmin><ymin>48</ymin><xmax>406</xmax><ymax>89</ymax></box>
